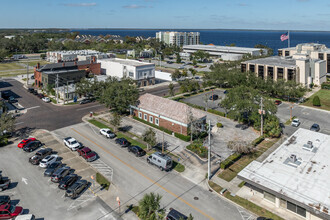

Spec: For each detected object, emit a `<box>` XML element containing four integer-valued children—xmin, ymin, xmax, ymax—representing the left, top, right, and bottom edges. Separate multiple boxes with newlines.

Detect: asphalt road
<box><xmin>53</xmin><ymin>122</ymin><xmax>255</xmax><ymax>220</ymax></box>
<box><xmin>0</xmin><ymin>142</ymin><xmax>117</xmax><ymax>220</ymax></box>
<box><xmin>0</xmin><ymin>79</ymin><xmax>106</xmax><ymax>132</ymax></box>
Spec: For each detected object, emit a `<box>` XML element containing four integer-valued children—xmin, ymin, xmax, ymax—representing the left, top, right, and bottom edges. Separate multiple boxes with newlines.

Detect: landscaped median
<box><xmin>208</xmin><ymin>181</ymin><xmax>284</xmax><ymax>220</ymax></box>
<box><xmin>96</xmin><ymin>172</ymin><xmax>110</xmax><ymax>190</ymax></box>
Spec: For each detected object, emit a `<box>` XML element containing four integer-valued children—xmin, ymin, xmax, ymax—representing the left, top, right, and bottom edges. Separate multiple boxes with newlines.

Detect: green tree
<box><xmin>138</xmin><ymin>193</ymin><xmax>164</xmax><ymax>220</ymax></box>
<box><xmin>109</xmin><ymin>112</ymin><xmax>122</xmax><ymax>132</ymax></box>
<box><xmin>0</xmin><ymin>48</ymin><xmax>8</xmax><ymax>62</ymax></box>
<box><xmin>168</xmin><ymin>83</ymin><xmax>175</xmax><ymax>96</ymax></box>
<box><xmin>171</xmin><ymin>69</ymin><xmax>182</xmax><ymax>81</ymax></box>
<box><xmin>192</xmin><ymin>59</ymin><xmax>197</xmax><ymax>66</ymax></box>
<box><xmin>189</xmin><ymin>68</ymin><xmax>197</xmax><ymax>77</ymax></box>
<box><xmin>142</xmin><ymin>128</ymin><xmax>157</xmax><ymax>150</ymax></box>
<box><xmin>313</xmin><ymin>95</ymin><xmax>321</xmax><ymax>106</ymax></box>
<box><xmin>0</xmin><ymin>113</ymin><xmax>15</xmax><ymax>138</ymax></box>
<box><xmin>187</xmin><ymin>214</ymin><xmax>194</xmax><ymax>220</ymax></box>
<box><xmin>176</xmin><ymin>53</ymin><xmax>181</xmax><ymax>63</ymax></box>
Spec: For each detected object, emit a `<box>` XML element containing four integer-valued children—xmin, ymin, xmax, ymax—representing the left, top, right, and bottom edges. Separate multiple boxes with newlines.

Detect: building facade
<box><xmin>156</xmin><ymin>32</ymin><xmax>200</xmax><ymax>47</ymax></box>
<box><xmin>47</xmin><ymin>50</ymin><xmax>108</xmax><ymax>63</ymax></box>
<box><xmin>238</xmin><ymin>129</ymin><xmax>330</xmax><ymax>220</ymax></box>
<box><xmin>130</xmin><ymin>93</ymin><xmax>206</xmax><ymax>136</ymax></box>
<box><xmin>98</xmin><ymin>58</ymin><xmax>155</xmax><ymax>87</ymax></box>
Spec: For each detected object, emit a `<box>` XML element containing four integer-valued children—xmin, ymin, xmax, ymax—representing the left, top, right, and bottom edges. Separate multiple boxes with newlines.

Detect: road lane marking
<box><xmin>76</xmin><ymin>104</ymin><xmax>102</xmax><ymax>111</ymax></box>
<box><xmin>26</xmin><ymin>106</ymin><xmax>40</xmax><ymax>110</ymax></box>
<box><xmin>15</xmin><ymin>122</ymin><xmax>24</xmax><ymax>125</ymax></box>
<box><xmin>71</xmin><ymin>128</ymin><xmax>214</xmax><ymax>220</ymax></box>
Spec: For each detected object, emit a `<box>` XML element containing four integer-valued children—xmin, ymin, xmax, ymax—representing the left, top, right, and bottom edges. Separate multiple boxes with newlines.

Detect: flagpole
<box><xmin>288</xmin><ymin>30</ymin><xmax>290</xmax><ymax>48</ymax></box>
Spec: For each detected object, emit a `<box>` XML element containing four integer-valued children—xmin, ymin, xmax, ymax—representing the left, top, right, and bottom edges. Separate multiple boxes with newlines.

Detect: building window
<box><xmin>249</xmin><ymin>64</ymin><xmax>255</xmax><ymax>73</ymax></box>
<box><xmin>149</xmin><ymin>116</ymin><xmax>153</xmax><ymax>123</ymax></box>
<box><xmin>267</xmin><ymin>67</ymin><xmax>274</xmax><ymax>79</ymax></box>
<box><xmin>258</xmin><ymin>65</ymin><xmax>264</xmax><ymax>79</ymax></box>
<box><xmin>287</xmin><ymin>69</ymin><xmax>295</xmax><ymax>81</ymax></box>
<box><xmin>327</xmin><ymin>54</ymin><xmax>330</xmax><ymax>73</ymax></box>
<box><xmin>278</xmin><ymin>50</ymin><xmax>283</xmax><ymax>56</ymax></box>
<box><xmin>287</xmin><ymin>201</ymin><xmax>306</xmax><ymax>217</ymax></box>
<box><xmin>264</xmin><ymin>191</ymin><xmax>275</xmax><ymax>203</ymax></box>
<box><xmin>144</xmin><ymin>114</ymin><xmax>147</xmax><ymax>121</ymax></box>
<box><xmin>155</xmin><ymin>118</ymin><xmax>159</xmax><ymax>126</ymax></box>
<box><xmin>285</xmin><ymin>51</ymin><xmax>290</xmax><ymax>56</ymax></box>
<box><xmin>277</xmin><ymin>68</ymin><xmax>284</xmax><ymax>79</ymax></box>
<box><xmin>280</xmin><ymin>198</ymin><xmax>286</xmax><ymax>208</ymax></box>
<box><xmin>319</xmin><ymin>53</ymin><xmax>324</xmax><ymax>60</ymax></box>
<box><xmin>129</xmin><ymin>72</ymin><xmax>134</xmax><ymax>77</ymax></box>
<box><xmin>138</xmin><ymin>112</ymin><xmax>142</xmax><ymax>119</ymax></box>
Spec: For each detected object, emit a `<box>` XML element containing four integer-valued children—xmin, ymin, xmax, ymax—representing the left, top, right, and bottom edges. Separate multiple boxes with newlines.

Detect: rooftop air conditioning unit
<box><xmin>290</xmin><ymin>154</ymin><xmax>297</xmax><ymax>163</ymax></box>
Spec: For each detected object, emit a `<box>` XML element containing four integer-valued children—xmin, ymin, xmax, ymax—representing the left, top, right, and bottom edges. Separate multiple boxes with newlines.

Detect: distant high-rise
<box><xmin>156</xmin><ymin>31</ymin><xmax>200</xmax><ymax>47</ymax></box>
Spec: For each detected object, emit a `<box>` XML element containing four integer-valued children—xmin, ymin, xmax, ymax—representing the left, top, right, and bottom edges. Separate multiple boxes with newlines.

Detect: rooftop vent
<box><xmin>303</xmin><ymin>141</ymin><xmax>314</xmax><ymax>152</ymax></box>
<box><xmin>290</xmin><ymin>154</ymin><xmax>297</xmax><ymax>163</ymax></box>
<box><xmin>284</xmin><ymin>154</ymin><xmax>301</xmax><ymax>168</ymax></box>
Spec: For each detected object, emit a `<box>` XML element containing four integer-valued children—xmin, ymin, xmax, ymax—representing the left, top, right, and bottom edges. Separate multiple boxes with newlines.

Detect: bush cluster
<box><xmin>216</xmin><ymin>123</ymin><xmax>223</xmax><ymax>128</ymax></box>
<box><xmin>251</xmin><ymin>136</ymin><xmax>265</xmax><ymax>147</ymax></box>
<box><xmin>174</xmin><ymin>133</ymin><xmax>191</xmax><ymax>142</ymax></box>
<box><xmin>321</xmin><ymin>82</ymin><xmax>330</xmax><ymax>90</ymax></box>
<box><xmin>220</xmin><ymin>153</ymin><xmax>242</xmax><ymax>169</ymax></box>
<box><xmin>207</xmin><ymin>109</ymin><xmax>226</xmax><ymax>117</ymax></box>
<box><xmin>187</xmin><ymin>141</ymin><xmax>208</xmax><ymax>158</ymax></box>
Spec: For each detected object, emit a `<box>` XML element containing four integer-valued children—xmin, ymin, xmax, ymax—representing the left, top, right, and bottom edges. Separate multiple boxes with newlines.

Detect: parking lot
<box><xmin>0</xmin><ymin>130</ymin><xmax>117</xmax><ymax>220</ymax></box>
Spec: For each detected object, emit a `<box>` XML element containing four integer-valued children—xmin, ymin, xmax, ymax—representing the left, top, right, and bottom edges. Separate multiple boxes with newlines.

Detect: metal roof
<box><xmin>242</xmin><ymin>56</ymin><xmax>296</xmax><ymax>68</ymax></box>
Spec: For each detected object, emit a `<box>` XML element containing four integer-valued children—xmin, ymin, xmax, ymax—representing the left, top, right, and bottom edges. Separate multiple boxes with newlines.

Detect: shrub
<box><xmin>251</xmin><ymin>136</ymin><xmax>265</xmax><ymax>146</ymax></box>
<box><xmin>207</xmin><ymin>109</ymin><xmax>225</xmax><ymax>117</ymax></box>
<box><xmin>96</xmin><ymin>173</ymin><xmax>110</xmax><ymax>190</ymax></box>
<box><xmin>313</xmin><ymin>95</ymin><xmax>321</xmax><ymax>106</ymax></box>
<box><xmin>174</xmin><ymin>133</ymin><xmax>191</xmax><ymax>142</ymax></box>
<box><xmin>0</xmin><ymin>138</ymin><xmax>8</xmax><ymax>147</ymax></box>
<box><xmin>321</xmin><ymin>82</ymin><xmax>330</xmax><ymax>90</ymax></box>
<box><xmin>133</xmin><ymin>116</ymin><xmax>172</xmax><ymax>135</ymax></box>
<box><xmin>216</xmin><ymin>123</ymin><xmax>223</xmax><ymax>128</ymax></box>
<box><xmin>220</xmin><ymin>153</ymin><xmax>242</xmax><ymax>169</ymax></box>
<box><xmin>187</xmin><ymin>140</ymin><xmax>208</xmax><ymax>158</ymax></box>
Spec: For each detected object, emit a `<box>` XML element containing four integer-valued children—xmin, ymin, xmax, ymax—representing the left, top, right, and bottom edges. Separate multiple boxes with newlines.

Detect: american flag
<box><xmin>280</xmin><ymin>32</ymin><xmax>289</xmax><ymax>41</ymax></box>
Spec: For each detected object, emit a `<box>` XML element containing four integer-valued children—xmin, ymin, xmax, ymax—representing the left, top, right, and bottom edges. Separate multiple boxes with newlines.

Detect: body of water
<box><xmin>72</xmin><ymin>29</ymin><xmax>330</xmax><ymax>54</ymax></box>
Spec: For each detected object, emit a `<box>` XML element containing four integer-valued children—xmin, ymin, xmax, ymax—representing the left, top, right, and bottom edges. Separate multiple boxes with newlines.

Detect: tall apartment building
<box><xmin>156</xmin><ymin>31</ymin><xmax>200</xmax><ymax>47</ymax></box>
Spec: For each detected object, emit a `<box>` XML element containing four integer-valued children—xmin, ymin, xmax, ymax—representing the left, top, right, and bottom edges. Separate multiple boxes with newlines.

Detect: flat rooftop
<box><xmin>100</xmin><ymin>58</ymin><xmax>155</xmax><ymax>67</ymax></box>
<box><xmin>183</xmin><ymin>44</ymin><xmax>263</xmax><ymax>53</ymax></box>
<box><xmin>242</xmin><ymin>56</ymin><xmax>296</xmax><ymax>68</ymax></box>
<box><xmin>238</xmin><ymin>128</ymin><xmax>330</xmax><ymax>216</ymax></box>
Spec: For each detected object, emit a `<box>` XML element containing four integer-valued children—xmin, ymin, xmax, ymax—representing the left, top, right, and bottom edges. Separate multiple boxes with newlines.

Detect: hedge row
<box><xmin>252</xmin><ymin>136</ymin><xmax>265</xmax><ymax>147</ymax></box>
<box><xmin>220</xmin><ymin>153</ymin><xmax>242</xmax><ymax>169</ymax></box>
<box><xmin>321</xmin><ymin>83</ymin><xmax>330</xmax><ymax>90</ymax></box>
<box><xmin>182</xmin><ymin>102</ymin><xmax>205</xmax><ymax>111</ymax></box>
<box><xmin>207</xmin><ymin>109</ymin><xmax>226</xmax><ymax>117</ymax></box>
<box><xmin>174</xmin><ymin>133</ymin><xmax>191</xmax><ymax>142</ymax></box>
<box><xmin>133</xmin><ymin>116</ymin><xmax>172</xmax><ymax>135</ymax></box>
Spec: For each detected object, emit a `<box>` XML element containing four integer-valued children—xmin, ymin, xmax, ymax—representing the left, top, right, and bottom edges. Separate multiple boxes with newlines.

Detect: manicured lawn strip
<box><xmin>208</xmin><ymin>181</ymin><xmax>223</xmax><ymax>193</ymax></box>
<box><xmin>88</xmin><ymin>119</ymin><xmax>111</xmax><ymax>129</ymax></box>
<box><xmin>302</xmin><ymin>89</ymin><xmax>330</xmax><ymax>111</ymax></box>
<box><xmin>218</xmin><ymin>138</ymin><xmax>278</xmax><ymax>181</ymax></box>
<box><xmin>172</xmin><ymin>161</ymin><xmax>185</xmax><ymax>172</ymax></box>
<box><xmin>0</xmin><ymin>62</ymin><xmax>24</xmax><ymax>70</ymax></box>
<box><xmin>116</xmin><ymin>132</ymin><xmax>147</xmax><ymax>150</ymax></box>
<box><xmin>96</xmin><ymin>172</ymin><xmax>110</xmax><ymax>190</ymax></box>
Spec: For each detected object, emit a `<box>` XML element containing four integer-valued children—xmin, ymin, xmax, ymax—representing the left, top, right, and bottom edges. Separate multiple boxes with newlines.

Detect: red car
<box><xmin>274</xmin><ymin>100</ymin><xmax>282</xmax><ymax>105</ymax></box>
<box><xmin>17</xmin><ymin>138</ymin><xmax>36</xmax><ymax>148</ymax></box>
<box><xmin>0</xmin><ymin>204</ymin><xmax>23</xmax><ymax>219</ymax></box>
<box><xmin>77</xmin><ymin>147</ymin><xmax>96</xmax><ymax>162</ymax></box>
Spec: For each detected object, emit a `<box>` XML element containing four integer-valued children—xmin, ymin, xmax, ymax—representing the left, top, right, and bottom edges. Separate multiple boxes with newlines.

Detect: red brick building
<box><xmin>131</xmin><ymin>93</ymin><xmax>206</xmax><ymax>135</ymax></box>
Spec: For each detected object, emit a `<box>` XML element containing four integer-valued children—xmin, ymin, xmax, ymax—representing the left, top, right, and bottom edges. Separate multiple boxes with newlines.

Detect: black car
<box><xmin>44</xmin><ymin>161</ymin><xmax>63</xmax><ymax>177</ymax></box>
<box><xmin>51</xmin><ymin>166</ymin><xmax>74</xmax><ymax>183</ymax></box>
<box><xmin>223</xmin><ymin>90</ymin><xmax>228</xmax><ymax>94</ymax></box>
<box><xmin>65</xmin><ymin>180</ymin><xmax>89</xmax><ymax>199</ymax></box>
<box><xmin>28</xmin><ymin>88</ymin><xmax>35</xmax><ymax>93</ymax></box>
<box><xmin>23</xmin><ymin>141</ymin><xmax>42</xmax><ymax>152</ymax></box>
<box><xmin>0</xmin><ymin>196</ymin><xmax>10</xmax><ymax>205</ymax></box>
<box><xmin>29</xmin><ymin>148</ymin><xmax>52</xmax><ymax>165</ymax></box>
<box><xmin>128</xmin><ymin>145</ymin><xmax>146</xmax><ymax>157</ymax></box>
<box><xmin>209</xmin><ymin>94</ymin><xmax>219</xmax><ymax>100</ymax></box>
<box><xmin>33</xmin><ymin>90</ymin><xmax>38</xmax><ymax>95</ymax></box>
<box><xmin>115</xmin><ymin>138</ymin><xmax>131</xmax><ymax>147</ymax></box>
<box><xmin>310</xmin><ymin>124</ymin><xmax>320</xmax><ymax>132</ymax></box>
<box><xmin>58</xmin><ymin>174</ymin><xmax>79</xmax><ymax>190</ymax></box>
<box><xmin>166</xmin><ymin>208</ymin><xmax>188</xmax><ymax>220</ymax></box>
<box><xmin>79</xmin><ymin>99</ymin><xmax>92</xmax><ymax>105</ymax></box>
<box><xmin>256</xmin><ymin>217</ymin><xmax>273</xmax><ymax>220</ymax></box>
<box><xmin>37</xmin><ymin>93</ymin><xmax>45</xmax><ymax>99</ymax></box>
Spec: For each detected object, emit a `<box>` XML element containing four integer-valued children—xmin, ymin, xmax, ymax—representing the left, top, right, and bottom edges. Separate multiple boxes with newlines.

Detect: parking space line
<box><xmin>76</xmin><ymin>104</ymin><xmax>102</xmax><ymax>111</ymax></box>
<box><xmin>25</xmin><ymin>106</ymin><xmax>40</xmax><ymax>110</ymax></box>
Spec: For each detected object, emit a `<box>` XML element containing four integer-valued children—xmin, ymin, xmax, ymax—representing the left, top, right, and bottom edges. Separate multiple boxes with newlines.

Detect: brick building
<box><xmin>34</xmin><ymin>58</ymin><xmax>101</xmax><ymax>88</ymax></box>
<box><xmin>130</xmin><ymin>93</ymin><xmax>206</xmax><ymax>135</ymax></box>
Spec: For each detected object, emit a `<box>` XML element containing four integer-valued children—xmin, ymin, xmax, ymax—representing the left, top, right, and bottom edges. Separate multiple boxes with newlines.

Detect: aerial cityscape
<box><xmin>1</xmin><ymin>1</ymin><xmax>330</xmax><ymax>220</ymax></box>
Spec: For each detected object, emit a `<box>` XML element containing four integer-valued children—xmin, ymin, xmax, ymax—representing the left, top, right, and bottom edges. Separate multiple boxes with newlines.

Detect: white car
<box><xmin>39</xmin><ymin>154</ymin><xmax>58</xmax><ymax>168</ymax></box>
<box><xmin>63</xmin><ymin>137</ymin><xmax>81</xmax><ymax>151</ymax></box>
<box><xmin>42</xmin><ymin>97</ymin><xmax>51</xmax><ymax>103</ymax></box>
<box><xmin>291</xmin><ymin>118</ymin><xmax>301</xmax><ymax>127</ymax></box>
<box><xmin>100</xmin><ymin>128</ymin><xmax>116</xmax><ymax>139</ymax></box>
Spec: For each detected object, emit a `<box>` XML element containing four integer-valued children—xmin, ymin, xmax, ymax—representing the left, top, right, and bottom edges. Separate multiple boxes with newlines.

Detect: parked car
<box><xmin>15</xmin><ymin>214</ymin><xmax>36</xmax><ymax>220</ymax></box>
<box><xmin>310</xmin><ymin>123</ymin><xmax>320</xmax><ymax>132</ymax></box>
<box><xmin>17</xmin><ymin>137</ymin><xmax>36</xmax><ymax>148</ymax></box>
<box><xmin>42</xmin><ymin>97</ymin><xmax>51</xmax><ymax>103</ymax></box>
<box><xmin>23</xmin><ymin>140</ymin><xmax>42</xmax><ymax>152</ymax></box>
<box><xmin>0</xmin><ymin>204</ymin><xmax>23</xmax><ymax>219</ymax></box>
<box><xmin>63</xmin><ymin>137</ymin><xmax>81</xmax><ymax>151</ymax></box>
<box><xmin>128</xmin><ymin>146</ymin><xmax>146</xmax><ymax>157</ymax></box>
<box><xmin>27</xmin><ymin>88</ymin><xmax>34</xmax><ymax>93</ymax></box>
<box><xmin>29</xmin><ymin>148</ymin><xmax>53</xmax><ymax>165</ymax></box>
<box><xmin>65</xmin><ymin>180</ymin><xmax>89</xmax><ymax>199</ymax></box>
<box><xmin>33</xmin><ymin>90</ymin><xmax>38</xmax><ymax>95</ymax></box>
<box><xmin>8</xmin><ymin>96</ymin><xmax>16</xmax><ymax>103</ymax></box>
<box><xmin>166</xmin><ymin>208</ymin><xmax>188</xmax><ymax>220</ymax></box>
<box><xmin>274</xmin><ymin>100</ymin><xmax>282</xmax><ymax>105</ymax></box>
<box><xmin>223</xmin><ymin>90</ymin><xmax>228</xmax><ymax>94</ymax></box>
<box><xmin>0</xmin><ymin>196</ymin><xmax>10</xmax><ymax>205</ymax></box>
<box><xmin>209</xmin><ymin>94</ymin><xmax>219</xmax><ymax>100</ymax></box>
<box><xmin>0</xmin><ymin>176</ymin><xmax>11</xmax><ymax>191</ymax></box>
<box><xmin>79</xmin><ymin>99</ymin><xmax>92</xmax><ymax>105</ymax></box>
<box><xmin>256</xmin><ymin>217</ymin><xmax>273</xmax><ymax>220</ymax></box>
<box><xmin>44</xmin><ymin>161</ymin><xmax>63</xmax><ymax>177</ymax></box>
<box><xmin>77</xmin><ymin>147</ymin><xmax>97</xmax><ymax>162</ymax></box>
<box><xmin>58</xmin><ymin>174</ymin><xmax>79</xmax><ymax>190</ymax></box>
<box><xmin>51</xmin><ymin>166</ymin><xmax>73</xmax><ymax>183</ymax></box>
<box><xmin>99</xmin><ymin>128</ymin><xmax>116</xmax><ymax>139</ymax></box>
<box><xmin>39</xmin><ymin>155</ymin><xmax>58</xmax><ymax>168</ymax></box>
<box><xmin>147</xmin><ymin>152</ymin><xmax>172</xmax><ymax>171</ymax></box>
<box><xmin>37</xmin><ymin>94</ymin><xmax>44</xmax><ymax>99</ymax></box>
<box><xmin>291</xmin><ymin>118</ymin><xmax>301</xmax><ymax>127</ymax></box>
<box><xmin>115</xmin><ymin>138</ymin><xmax>131</xmax><ymax>147</ymax></box>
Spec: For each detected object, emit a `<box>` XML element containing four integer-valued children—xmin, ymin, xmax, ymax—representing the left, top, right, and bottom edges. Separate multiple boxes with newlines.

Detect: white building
<box><xmin>47</xmin><ymin>50</ymin><xmax>108</xmax><ymax>63</ymax></box>
<box><xmin>183</xmin><ymin>44</ymin><xmax>267</xmax><ymax>61</ymax></box>
<box><xmin>238</xmin><ymin>129</ymin><xmax>330</xmax><ymax>220</ymax></box>
<box><xmin>98</xmin><ymin>58</ymin><xmax>155</xmax><ymax>87</ymax></box>
<box><xmin>156</xmin><ymin>31</ymin><xmax>200</xmax><ymax>47</ymax></box>
<box><xmin>155</xmin><ymin>70</ymin><xmax>173</xmax><ymax>81</ymax></box>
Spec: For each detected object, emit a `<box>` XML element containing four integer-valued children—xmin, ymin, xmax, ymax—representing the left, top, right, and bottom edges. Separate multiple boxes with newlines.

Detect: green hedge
<box><xmin>220</xmin><ymin>153</ymin><xmax>242</xmax><ymax>169</ymax></box>
<box><xmin>96</xmin><ymin>173</ymin><xmax>110</xmax><ymax>190</ymax></box>
<box><xmin>216</xmin><ymin>123</ymin><xmax>223</xmax><ymax>128</ymax></box>
<box><xmin>0</xmin><ymin>138</ymin><xmax>8</xmax><ymax>147</ymax></box>
<box><xmin>187</xmin><ymin>141</ymin><xmax>208</xmax><ymax>158</ymax></box>
<box><xmin>174</xmin><ymin>133</ymin><xmax>191</xmax><ymax>142</ymax></box>
<box><xmin>321</xmin><ymin>83</ymin><xmax>330</xmax><ymax>90</ymax></box>
<box><xmin>252</xmin><ymin>136</ymin><xmax>265</xmax><ymax>147</ymax></box>
<box><xmin>207</xmin><ymin>109</ymin><xmax>225</xmax><ymax>117</ymax></box>
<box><xmin>182</xmin><ymin>101</ymin><xmax>205</xmax><ymax>111</ymax></box>
<box><xmin>133</xmin><ymin>116</ymin><xmax>172</xmax><ymax>135</ymax></box>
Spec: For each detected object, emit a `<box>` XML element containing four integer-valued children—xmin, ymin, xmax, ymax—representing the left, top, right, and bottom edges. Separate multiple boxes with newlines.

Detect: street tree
<box><xmin>227</xmin><ymin>140</ymin><xmax>254</xmax><ymax>154</ymax></box>
<box><xmin>168</xmin><ymin>83</ymin><xmax>175</xmax><ymax>96</ymax></box>
<box><xmin>189</xmin><ymin>68</ymin><xmax>197</xmax><ymax>77</ymax></box>
<box><xmin>171</xmin><ymin>69</ymin><xmax>182</xmax><ymax>81</ymax></box>
<box><xmin>0</xmin><ymin>112</ymin><xmax>15</xmax><ymax>139</ymax></box>
<box><xmin>176</xmin><ymin>53</ymin><xmax>181</xmax><ymax>63</ymax></box>
<box><xmin>138</xmin><ymin>192</ymin><xmax>164</xmax><ymax>220</ymax></box>
<box><xmin>142</xmin><ymin>128</ymin><xmax>157</xmax><ymax>150</ymax></box>
<box><xmin>109</xmin><ymin>112</ymin><xmax>122</xmax><ymax>132</ymax></box>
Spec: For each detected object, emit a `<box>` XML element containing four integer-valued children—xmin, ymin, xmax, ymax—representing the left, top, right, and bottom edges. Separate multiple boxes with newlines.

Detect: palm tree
<box><xmin>138</xmin><ymin>192</ymin><xmax>164</xmax><ymax>220</ymax></box>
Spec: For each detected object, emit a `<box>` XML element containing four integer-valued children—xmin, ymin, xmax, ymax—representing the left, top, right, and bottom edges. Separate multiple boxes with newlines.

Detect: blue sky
<box><xmin>1</xmin><ymin>0</ymin><xmax>330</xmax><ymax>30</ymax></box>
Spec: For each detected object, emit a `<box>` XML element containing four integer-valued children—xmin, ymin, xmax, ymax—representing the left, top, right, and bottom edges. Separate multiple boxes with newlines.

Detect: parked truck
<box><xmin>0</xmin><ymin>174</ymin><xmax>11</xmax><ymax>191</ymax></box>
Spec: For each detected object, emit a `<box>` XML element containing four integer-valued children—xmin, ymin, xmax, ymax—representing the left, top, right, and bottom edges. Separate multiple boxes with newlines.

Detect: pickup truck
<box><xmin>77</xmin><ymin>147</ymin><xmax>96</xmax><ymax>162</ymax></box>
<box><xmin>0</xmin><ymin>175</ymin><xmax>11</xmax><ymax>191</ymax></box>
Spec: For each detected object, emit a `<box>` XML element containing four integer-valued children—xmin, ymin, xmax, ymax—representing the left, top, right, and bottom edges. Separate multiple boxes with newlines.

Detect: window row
<box><xmin>138</xmin><ymin>112</ymin><xmax>159</xmax><ymax>126</ymax></box>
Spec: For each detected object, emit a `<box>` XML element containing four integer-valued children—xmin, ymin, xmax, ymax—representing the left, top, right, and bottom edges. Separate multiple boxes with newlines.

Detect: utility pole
<box><xmin>162</xmin><ymin>130</ymin><xmax>164</xmax><ymax>154</ymax></box>
<box><xmin>66</xmin><ymin>80</ymin><xmax>69</xmax><ymax>104</ymax></box>
<box><xmin>26</xmin><ymin>58</ymin><xmax>29</xmax><ymax>86</ymax></box>
<box><xmin>260</xmin><ymin>97</ymin><xmax>264</xmax><ymax>136</ymax></box>
<box><xmin>56</xmin><ymin>74</ymin><xmax>59</xmax><ymax>104</ymax></box>
<box><xmin>208</xmin><ymin>120</ymin><xmax>211</xmax><ymax>180</ymax></box>
<box><xmin>290</xmin><ymin>104</ymin><xmax>293</xmax><ymax>121</ymax></box>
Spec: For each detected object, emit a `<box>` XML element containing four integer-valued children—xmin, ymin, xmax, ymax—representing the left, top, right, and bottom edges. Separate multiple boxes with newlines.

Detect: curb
<box><xmin>298</xmin><ymin>104</ymin><xmax>330</xmax><ymax>114</ymax></box>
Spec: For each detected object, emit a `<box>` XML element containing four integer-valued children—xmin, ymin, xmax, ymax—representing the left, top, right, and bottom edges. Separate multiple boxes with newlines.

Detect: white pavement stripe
<box><xmin>26</xmin><ymin>106</ymin><xmax>40</xmax><ymax>110</ymax></box>
<box><xmin>76</xmin><ymin>104</ymin><xmax>102</xmax><ymax>111</ymax></box>
<box><xmin>15</xmin><ymin>122</ymin><xmax>24</xmax><ymax>125</ymax></box>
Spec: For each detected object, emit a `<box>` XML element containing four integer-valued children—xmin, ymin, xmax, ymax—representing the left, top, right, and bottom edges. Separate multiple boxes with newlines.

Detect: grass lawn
<box><xmin>19</xmin><ymin>60</ymin><xmax>50</xmax><ymax>67</ymax></box>
<box><xmin>303</xmin><ymin>89</ymin><xmax>330</xmax><ymax>111</ymax></box>
<box><xmin>218</xmin><ymin>138</ymin><xmax>279</xmax><ymax>182</ymax></box>
<box><xmin>88</xmin><ymin>119</ymin><xmax>111</xmax><ymax>130</ymax></box>
<box><xmin>0</xmin><ymin>62</ymin><xmax>25</xmax><ymax>71</ymax></box>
